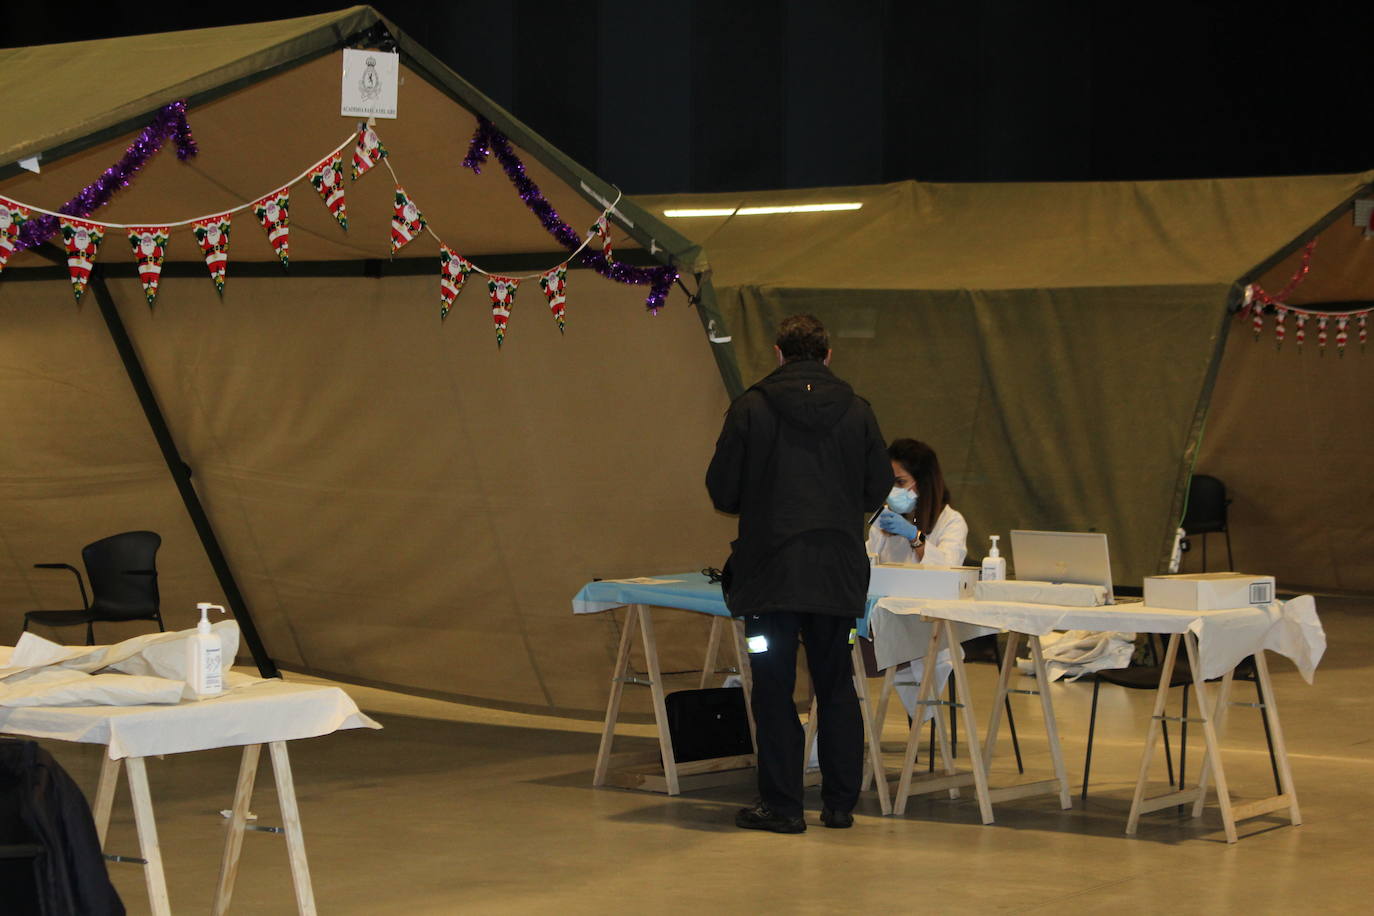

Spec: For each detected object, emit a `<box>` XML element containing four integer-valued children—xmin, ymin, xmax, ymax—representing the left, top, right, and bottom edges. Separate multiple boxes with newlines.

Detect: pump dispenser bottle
<box><xmin>187</xmin><ymin>603</ymin><xmax>228</xmax><ymax>695</ymax></box>
<box><xmin>980</xmin><ymin>536</ymin><xmax>1006</xmax><ymax>582</ymax></box>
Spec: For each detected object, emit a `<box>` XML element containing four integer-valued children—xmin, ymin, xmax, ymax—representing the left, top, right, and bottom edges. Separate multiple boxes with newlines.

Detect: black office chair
<box><xmin>23</xmin><ymin>531</ymin><xmax>165</xmax><ymax>645</ymax></box>
<box><xmin>1081</xmin><ymin>635</ymin><xmax>1192</xmax><ymax>800</ymax></box>
<box><xmin>1081</xmin><ymin>638</ymin><xmax>1280</xmax><ymax>800</ymax></box>
<box><xmin>1182</xmin><ymin>474</ymin><xmax>1233</xmax><ymax>572</ymax></box>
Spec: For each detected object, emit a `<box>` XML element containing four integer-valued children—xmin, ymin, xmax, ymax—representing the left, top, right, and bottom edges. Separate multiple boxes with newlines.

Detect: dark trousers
<box><xmin>744</xmin><ymin>612</ymin><xmax>863</xmax><ymax>818</ymax></box>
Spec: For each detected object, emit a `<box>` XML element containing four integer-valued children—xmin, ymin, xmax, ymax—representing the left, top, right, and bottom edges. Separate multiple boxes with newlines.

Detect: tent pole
<box><xmin>87</xmin><ymin>269</ymin><xmax>279</xmax><ymax>678</ymax></box>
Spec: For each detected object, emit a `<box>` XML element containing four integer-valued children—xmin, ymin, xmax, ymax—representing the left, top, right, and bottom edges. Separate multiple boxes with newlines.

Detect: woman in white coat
<box><xmin>868</xmin><ymin>438</ymin><xmax>967</xmax><ymax>567</ymax></box>
<box><xmin>867</xmin><ymin>438</ymin><xmax>969</xmax><ymax>720</ymax></box>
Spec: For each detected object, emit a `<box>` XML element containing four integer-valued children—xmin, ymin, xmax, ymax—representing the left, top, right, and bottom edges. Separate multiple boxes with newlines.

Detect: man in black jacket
<box><xmin>706</xmin><ymin>314</ymin><xmax>892</xmax><ymax>833</ymax></box>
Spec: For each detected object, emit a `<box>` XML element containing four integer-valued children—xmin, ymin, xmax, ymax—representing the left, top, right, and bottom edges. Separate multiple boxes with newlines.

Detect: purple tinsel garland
<box><xmin>462</xmin><ymin>117</ymin><xmax>677</xmax><ymax>312</ymax></box>
<box><xmin>16</xmin><ymin>100</ymin><xmax>198</xmax><ymax>252</ymax></box>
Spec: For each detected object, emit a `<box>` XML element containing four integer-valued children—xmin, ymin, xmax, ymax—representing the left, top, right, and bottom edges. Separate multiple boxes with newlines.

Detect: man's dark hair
<box><xmin>775</xmin><ymin>314</ymin><xmax>830</xmax><ymax>363</ymax></box>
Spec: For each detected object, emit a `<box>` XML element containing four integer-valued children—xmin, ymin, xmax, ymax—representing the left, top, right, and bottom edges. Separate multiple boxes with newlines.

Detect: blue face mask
<box><xmin>886</xmin><ymin>486</ymin><xmax>917</xmax><ymax>515</ymax></box>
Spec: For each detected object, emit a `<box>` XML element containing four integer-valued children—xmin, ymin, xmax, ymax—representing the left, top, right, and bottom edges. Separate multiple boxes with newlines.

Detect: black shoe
<box><xmin>735</xmin><ymin>802</ymin><xmax>806</xmax><ymax>834</ymax></box>
<box><xmin>821</xmin><ymin>806</ymin><xmax>854</xmax><ymax>829</ymax></box>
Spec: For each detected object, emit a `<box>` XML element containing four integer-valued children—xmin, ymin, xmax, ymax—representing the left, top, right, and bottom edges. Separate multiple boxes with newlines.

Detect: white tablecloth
<box><xmin>872</xmin><ymin>595</ymin><xmax>1325</xmax><ymax>682</ymax></box>
<box><xmin>868</xmin><ymin>613</ymin><xmax>998</xmax><ymax>671</ymax></box>
<box><xmin>0</xmin><ymin>645</ymin><xmax>381</xmax><ymax>759</ymax></box>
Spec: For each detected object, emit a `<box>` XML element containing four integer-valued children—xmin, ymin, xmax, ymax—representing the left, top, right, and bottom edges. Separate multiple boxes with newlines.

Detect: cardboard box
<box><xmin>868</xmin><ymin>564</ymin><xmax>979</xmax><ymax>600</ymax></box>
<box><xmin>1143</xmin><ymin>573</ymin><xmax>1276</xmax><ymax>610</ymax></box>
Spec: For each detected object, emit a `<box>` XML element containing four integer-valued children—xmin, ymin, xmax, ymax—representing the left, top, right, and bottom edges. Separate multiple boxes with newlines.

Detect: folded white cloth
<box><xmin>1019</xmin><ymin>629</ymin><xmax>1137</xmax><ymax>682</ymax></box>
<box><xmin>974</xmin><ymin>580</ymin><xmax>1109</xmax><ymax>607</ymax></box>
<box><xmin>1262</xmin><ymin>595</ymin><xmax>1325</xmax><ymax>684</ymax></box>
<box><xmin>0</xmin><ymin>622</ymin><xmax>243</xmax><ymax>706</ymax></box>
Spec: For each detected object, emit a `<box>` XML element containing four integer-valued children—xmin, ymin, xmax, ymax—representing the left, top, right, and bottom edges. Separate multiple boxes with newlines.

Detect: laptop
<box><xmin>1008</xmin><ymin>530</ymin><xmax>1137</xmax><ymax>605</ymax></box>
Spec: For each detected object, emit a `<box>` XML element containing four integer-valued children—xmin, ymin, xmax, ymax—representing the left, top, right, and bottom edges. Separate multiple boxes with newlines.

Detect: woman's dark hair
<box><xmin>888</xmin><ymin>438</ymin><xmax>952</xmax><ymax>535</ymax></box>
<box><xmin>775</xmin><ymin>314</ymin><xmax>830</xmax><ymax>363</ymax></box>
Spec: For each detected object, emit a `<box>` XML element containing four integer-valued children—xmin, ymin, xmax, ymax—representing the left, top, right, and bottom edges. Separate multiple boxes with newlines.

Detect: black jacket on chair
<box><xmin>0</xmin><ymin>740</ymin><xmax>124</xmax><ymax>916</ymax></box>
<box><xmin>706</xmin><ymin>359</ymin><xmax>892</xmax><ymax>618</ymax></box>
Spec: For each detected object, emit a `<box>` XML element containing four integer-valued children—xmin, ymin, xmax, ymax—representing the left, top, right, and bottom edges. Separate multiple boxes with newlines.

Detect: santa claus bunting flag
<box><xmin>352</xmin><ymin>124</ymin><xmax>388</xmax><ymax>180</ymax></box>
<box><xmin>127</xmin><ymin>227</ymin><xmax>170</xmax><ymax>306</ymax></box>
<box><xmin>488</xmin><ymin>276</ymin><xmax>519</xmax><ymax>346</ymax></box>
<box><xmin>540</xmin><ymin>263</ymin><xmax>568</xmax><ymax>333</ymax></box>
<box><xmin>253</xmin><ymin>187</ymin><xmax>291</xmax><ymax>267</ymax></box>
<box><xmin>307</xmin><ymin>151</ymin><xmax>348</xmax><ymax>229</ymax></box>
<box><xmin>59</xmin><ymin>218</ymin><xmax>104</xmax><ymax>302</ymax></box>
<box><xmin>192</xmin><ymin>214</ymin><xmax>232</xmax><ymax>294</ymax></box>
<box><xmin>0</xmin><ymin>196</ymin><xmax>30</xmax><ymax>276</ymax></box>
<box><xmin>439</xmin><ymin>245</ymin><xmax>473</xmax><ymax>318</ymax></box>
<box><xmin>391</xmin><ymin>187</ymin><xmax>425</xmax><ymax>254</ymax></box>
<box><xmin>591</xmin><ymin>214</ymin><xmax>613</xmax><ymax>262</ymax></box>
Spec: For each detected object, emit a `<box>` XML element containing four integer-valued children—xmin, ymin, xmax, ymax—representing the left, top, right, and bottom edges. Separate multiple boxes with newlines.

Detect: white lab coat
<box><xmin>866</xmin><ymin>504</ymin><xmax>970</xmax><ymax>720</ymax></box>
<box><xmin>866</xmin><ymin>504</ymin><xmax>969</xmax><ymax>567</ymax></box>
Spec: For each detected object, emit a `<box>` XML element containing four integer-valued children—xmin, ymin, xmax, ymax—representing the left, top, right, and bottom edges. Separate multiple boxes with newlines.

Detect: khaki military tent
<box><xmin>0</xmin><ymin>8</ymin><xmax>745</xmax><ymax>717</ymax></box>
<box><xmin>6</xmin><ymin>9</ymin><xmax>1370</xmax><ymax>726</ymax></box>
<box><xmin>639</xmin><ymin>173</ymin><xmax>1374</xmax><ymax>594</ymax></box>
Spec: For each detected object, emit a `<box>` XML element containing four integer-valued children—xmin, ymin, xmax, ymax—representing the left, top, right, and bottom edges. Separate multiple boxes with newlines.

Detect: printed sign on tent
<box><xmin>341</xmin><ymin>48</ymin><xmax>399</xmax><ymax>119</ymax></box>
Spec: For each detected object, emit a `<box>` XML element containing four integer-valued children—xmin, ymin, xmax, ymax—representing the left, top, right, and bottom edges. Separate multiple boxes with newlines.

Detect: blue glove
<box><xmin>877</xmin><ymin>509</ymin><xmax>920</xmax><ymax>541</ymax></box>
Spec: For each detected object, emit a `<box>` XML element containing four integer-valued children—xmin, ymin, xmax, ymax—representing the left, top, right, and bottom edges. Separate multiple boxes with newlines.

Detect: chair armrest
<box><xmin>32</xmin><ymin>562</ymin><xmax>90</xmax><ymax>609</ymax></box>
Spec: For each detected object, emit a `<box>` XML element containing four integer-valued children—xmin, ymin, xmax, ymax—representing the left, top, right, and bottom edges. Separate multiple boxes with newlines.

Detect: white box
<box><xmin>868</xmin><ymin>564</ymin><xmax>979</xmax><ymax>600</ymax></box>
<box><xmin>1143</xmin><ymin>573</ymin><xmax>1276</xmax><ymax>610</ymax></box>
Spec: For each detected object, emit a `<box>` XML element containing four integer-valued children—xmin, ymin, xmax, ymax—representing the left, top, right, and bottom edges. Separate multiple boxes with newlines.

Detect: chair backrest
<box><xmin>81</xmin><ymin>531</ymin><xmax>161</xmax><ymax>620</ymax></box>
<box><xmin>1182</xmin><ymin>475</ymin><xmax>1228</xmax><ymax>534</ymax></box>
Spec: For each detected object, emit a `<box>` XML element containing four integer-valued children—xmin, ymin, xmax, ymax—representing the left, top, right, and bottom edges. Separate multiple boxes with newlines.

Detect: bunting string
<box><xmin>4</xmin><ymin>119</ymin><xmax>619</xmax><ymax>283</ymax></box>
<box><xmin>377</xmin><ymin>150</ymin><xmax>617</xmax><ymax>280</ymax></box>
<box><xmin>0</xmin><ymin>104</ymin><xmax>666</xmax><ymax>340</ymax></box>
<box><xmin>462</xmin><ymin>115</ymin><xmax>677</xmax><ymax>312</ymax></box>
<box><xmin>8</xmin><ymin>132</ymin><xmax>355</xmax><ymax>231</ymax></box>
<box><xmin>14</xmin><ymin>101</ymin><xmax>197</xmax><ymax>253</ymax></box>
<box><xmin>1240</xmin><ymin>237</ymin><xmax>1371</xmax><ymax>355</ymax></box>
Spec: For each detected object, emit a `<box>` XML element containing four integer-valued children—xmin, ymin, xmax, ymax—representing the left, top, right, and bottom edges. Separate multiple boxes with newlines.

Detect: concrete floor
<box><xmin>35</xmin><ymin>596</ymin><xmax>1373</xmax><ymax>914</ymax></box>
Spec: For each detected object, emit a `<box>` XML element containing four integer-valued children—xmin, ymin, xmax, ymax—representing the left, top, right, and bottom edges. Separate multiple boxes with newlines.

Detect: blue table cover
<box><xmin>572</xmin><ymin>572</ymin><xmax>881</xmax><ymax>637</ymax></box>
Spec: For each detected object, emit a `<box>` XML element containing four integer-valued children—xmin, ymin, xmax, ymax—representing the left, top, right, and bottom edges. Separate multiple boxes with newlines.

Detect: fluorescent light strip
<box><xmin>662</xmin><ymin>202</ymin><xmax>863</xmax><ymax>218</ymax></box>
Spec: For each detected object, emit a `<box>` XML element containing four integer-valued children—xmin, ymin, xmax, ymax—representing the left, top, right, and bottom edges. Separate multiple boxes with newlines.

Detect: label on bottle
<box><xmin>204</xmin><ymin>645</ymin><xmax>222</xmax><ymax>692</ymax></box>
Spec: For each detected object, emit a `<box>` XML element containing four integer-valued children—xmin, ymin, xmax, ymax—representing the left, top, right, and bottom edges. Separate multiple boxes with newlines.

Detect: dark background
<box><xmin>9</xmin><ymin>1</ymin><xmax>1374</xmax><ymax>192</ymax></box>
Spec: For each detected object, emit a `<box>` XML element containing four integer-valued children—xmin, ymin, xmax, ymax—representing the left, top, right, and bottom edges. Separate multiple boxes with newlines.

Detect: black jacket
<box><xmin>706</xmin><ymin>359</ymin><xmax>892</xmax><ymax>617</ymax></box>
<box><xmin>0</xmin><ymin>739</ymin><xmax>125</xmax><ymax>916</ymax></box>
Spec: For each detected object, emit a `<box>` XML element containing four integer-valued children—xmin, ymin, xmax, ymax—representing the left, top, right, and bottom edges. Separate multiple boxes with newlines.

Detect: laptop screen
<box><xmin>1009</xmin><ymin>530</ymin><xmax>1115</xmax><ymax>601</ymax></box>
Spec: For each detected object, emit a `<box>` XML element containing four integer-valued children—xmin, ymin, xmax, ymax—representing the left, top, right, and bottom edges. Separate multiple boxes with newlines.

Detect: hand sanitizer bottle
<box><xmin>980</xmin><ymin>536</ymin><xmax>1006</xmax><ymax>582</ymax></box>
<box><xmin>187</xmin><ymin>602</ymin><xmax>228</xmax><ymax>696</ymax></box>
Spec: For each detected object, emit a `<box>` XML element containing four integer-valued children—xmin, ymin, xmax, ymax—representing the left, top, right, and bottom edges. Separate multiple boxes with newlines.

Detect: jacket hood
<box><xmin>752</xmin><ymin>360</ymin><xmax>857</xmax><ymax>432</ymax></box>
